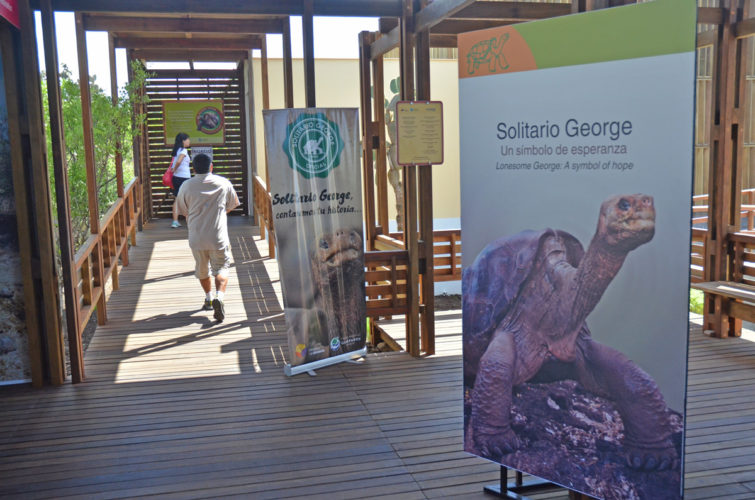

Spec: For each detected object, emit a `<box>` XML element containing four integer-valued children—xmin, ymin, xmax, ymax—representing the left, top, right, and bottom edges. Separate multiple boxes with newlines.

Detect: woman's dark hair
<box><xmin>171</xmin><ymin>132</ymin><xmax>189</xmax><ymax>157</ymax></box>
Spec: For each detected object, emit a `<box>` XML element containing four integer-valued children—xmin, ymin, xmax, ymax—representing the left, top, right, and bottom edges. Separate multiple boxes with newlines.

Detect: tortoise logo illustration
<box><xmin>196</xmin><ymin>106</ymin><xmax>224</xmax><ymax>135</ymax></box>
<box><xmin>283</xmin><ymin>113</ymin><xmax>344</xmax><ymax>179</ymax></box>
<box><xmin>466</xmin><ymin>33</ymin><xmax>510</xmax><ymax>75</ymax></box>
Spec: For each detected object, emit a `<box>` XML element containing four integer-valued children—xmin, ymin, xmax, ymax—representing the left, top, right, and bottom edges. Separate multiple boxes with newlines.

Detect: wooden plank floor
<box><xmin>1</xmin><ymin>217</ymin><xmax>754</xmax><ymax>499</ymax></box>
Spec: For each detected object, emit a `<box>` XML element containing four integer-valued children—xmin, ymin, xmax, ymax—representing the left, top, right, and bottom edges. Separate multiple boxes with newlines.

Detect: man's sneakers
<box><xmin>212</xmin><ymin>298</ymin><xmax>225</xmax><ymax>322</ymax></box>
<box><xmin>202</xmin><ymin>299</ymin><xmax>213</xmax><ymax>311</ymax></box>
<box><xmin>170</xmin><ymin>220</ymin><xmax>181</xmax><ymax>228</ymax></box>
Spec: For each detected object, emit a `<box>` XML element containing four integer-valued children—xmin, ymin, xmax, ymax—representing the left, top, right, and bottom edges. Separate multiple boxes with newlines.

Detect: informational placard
<box><xmin>396</xmin><ymin>101</ymin><xmax>444</xmax><ymax>165</ymax></box>
<box><xmin>191</xmin><ymin>146</ymin><xmax>213</xmax><ymax>163</ymax></box>
<box><xmin>459</xmin><ymin>1</ymin><xmax>694</xmax><ymax>499</ymax></box>
<box><xmin>263</xmin><ymin>108</ymin><xmax>367</xmax><ymax>376</ymax></box>
<box><xmin>0</xmin><ymin>0</ymin><xmax>19</xmax><ymax>29</ymax></box>
<box><xmin>0</xmin><ymin>52</ymin><xmax>31</xmax><ymax>384</ymax></box>
<box><xmin>163</xmin><ymin>100</ymin><xmax>225</xmax><ymax>146</ymax></box>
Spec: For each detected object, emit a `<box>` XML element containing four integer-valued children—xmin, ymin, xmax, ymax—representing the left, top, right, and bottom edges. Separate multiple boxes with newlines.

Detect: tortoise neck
<box><xmin>570</xmin><ymin>237</ymin><xmax>627</xmax><ymax>329</ymax></box>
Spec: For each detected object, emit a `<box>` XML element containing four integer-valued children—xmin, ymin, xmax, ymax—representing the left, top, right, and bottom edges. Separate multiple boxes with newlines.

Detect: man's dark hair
<box><xmin>193</xmin><ymin>153</ymin><xmax>211</xmax><ymax>174</ymax></box>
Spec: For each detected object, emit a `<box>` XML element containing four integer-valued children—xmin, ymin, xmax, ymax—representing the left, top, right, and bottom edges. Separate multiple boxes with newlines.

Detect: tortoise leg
<box><xmin>468</xmin><ymin>329</ymin><xmax>524</xmax><ymax>460</ymax></box>
<box><xmin>575</xmin><ymin>334</ymin><xmax>679</xmax><ymax>471</ymax></box>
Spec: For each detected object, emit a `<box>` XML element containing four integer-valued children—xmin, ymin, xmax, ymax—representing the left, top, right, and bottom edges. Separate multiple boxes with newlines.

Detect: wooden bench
<box><xmin>692</xmin><ymin>232</ymin><xmax>755</xmax><ymax>337</ymax></box>
<box><xmin>692</xmin><ymin>281</ymin><xmax>755</xmax><ymax>327</ymax></box>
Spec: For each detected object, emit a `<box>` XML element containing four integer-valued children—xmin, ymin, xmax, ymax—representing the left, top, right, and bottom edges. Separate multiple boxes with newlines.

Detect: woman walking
<box><xmin>170</xmin><ymin>132</ymin><xmax>191</xmax><ymax>228</ymax></box>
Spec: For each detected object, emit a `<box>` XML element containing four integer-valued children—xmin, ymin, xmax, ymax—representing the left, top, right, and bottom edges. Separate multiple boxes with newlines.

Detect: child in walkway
<box><xmin>170</xmin><ymin>132</ymin><xmax>191</xmax><ymax>228</ymax></box>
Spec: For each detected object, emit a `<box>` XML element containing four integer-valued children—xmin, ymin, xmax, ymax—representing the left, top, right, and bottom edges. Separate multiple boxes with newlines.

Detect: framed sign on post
<box><xmin>396</xmin><ymin>100</ymin><xmax>444</xmax><ymax>166</ymax></box>
<box><xmin>163</xmin><ymin>100</ymin><xmax>225</xmax><ymax>146</ymax></box>
<box><xmin>459</xmin><ymin>0</ymin><xmax>695</xmax><ymax>498</ymax></box>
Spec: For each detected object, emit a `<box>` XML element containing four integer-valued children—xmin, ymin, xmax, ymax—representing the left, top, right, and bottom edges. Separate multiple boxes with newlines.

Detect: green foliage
<box><xmin>690</xmin><ymin>289</ymin><xmax>704</xmax><ymax>314</ymax></box>
<box><xmin>41</xmin><ymin>61</ymin><xmax>150</xmax><ymax>249</ymax></box>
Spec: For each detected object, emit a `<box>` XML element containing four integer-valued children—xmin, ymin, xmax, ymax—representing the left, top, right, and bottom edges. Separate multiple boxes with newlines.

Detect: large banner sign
<box><xmin>0</xmin><ymin>53</ymin><xmax>31</xmax><ymax>384</ymax></box>
<box><xmin>163</xmin><ymin>99</ymin><xmax>225</xmax><ymax>145</ymax></box>
<box><xmin>460</xmin><ymin>1</ymin><xmax>694</xmax><ymax>498</ymax></box>
<box><xmin>263</xmin><ymin>108</ymin><xmax>367</xmax><ymax>376</ymax></box>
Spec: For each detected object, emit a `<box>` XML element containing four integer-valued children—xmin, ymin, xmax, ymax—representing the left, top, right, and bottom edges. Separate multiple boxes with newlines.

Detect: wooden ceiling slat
<box><xmin>30</xmin><ymin>0</ymin><xmax>403</xmax><ymax>17</ymax></box>
<box><xmin>82</xmin><ymin>15</ymin><xmax>285</xmax><ymax>34</ymax></box>
<box><xmin>133</xmin><ymin>49</ymin><xmax>248</xmax><ymax>61</ymax></box>
<box><xmin>415</xmin><ymin>0</ymin><xmax>477</xmax><ymax>33</ymax></box>
<box><xmin>451</xmin><ymin>1</ymin><xmax>571</xmax><ymax>21</ymax></box>
<box><xmin>115</xmin><ymin>36</ymin><xmax>261</xmax><ymax>51</ymax></box>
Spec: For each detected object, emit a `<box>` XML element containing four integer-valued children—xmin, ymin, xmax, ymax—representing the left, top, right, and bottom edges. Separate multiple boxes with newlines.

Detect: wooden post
<box><xmin>16</xmin><ymin>0</ymin><xmax>66</xmax><ymax>385</ymax></box>
<box><xmin>1</xmin><ymin>22</ymin><xmax>49</xmax><ymax>387</ymax></box>
<box><xmin>373</xmin><ymin>53</ymin><xmax>390</xmax><ymax>235</ymax></box>
<box><xmin>703</xmin><ymin>0</ymin><xmax>742</xmax><ymax>337</ymax></box>
<box><xmin>282</xmin><ymin>17</ymin><xmax>294</xmax><ymax>109</ymax></box>
<box><xmin>108</xmin><ymin>33</ymin><xmax>124</xmax><ymax>199</ymax></box>
<box><xmin>238</xmin><ymin>64</ymin><xmax>250</xmax><ymax>216</ymax></box>
<box><xmin>302</xmin><ymin>0</ymin><xmax>316</xmax><ymax>108</ymax></box>
<box><xmin>414</xmin><ymin>0</ymin><xmax>435</xmax><ymax>356</ymax></box>
<box><xmin>40</xmin><ymin>0</ymin><xmax>85</xmax><ymax>382</ymax></box>
<box><xmin>260</xmin><ymin>35</ymin><xmax>271</xmax><ymax>190</ymax></box>
<box><xmin>245</xmin><ymin>50</ymin><xmax>259</xmax><ymax>218</ymax></box>
<box><xmin>359</xmin><ymin>31</ymin><xmax>377</xmax><ymax>250</ymax></box>
<box><xmin>400</xmin><ymin>0</ymin><xmax>420</xmax><ymax>357</ymax></box>
<box><xmin>75</xmin><ymin>12</ymin><xmax>107</xmax><ymax>326</ymax></box>
<box><xmin>126</xmin><ymin>50</ymin><xmax>144</xmax><ymax>229</ymax></box>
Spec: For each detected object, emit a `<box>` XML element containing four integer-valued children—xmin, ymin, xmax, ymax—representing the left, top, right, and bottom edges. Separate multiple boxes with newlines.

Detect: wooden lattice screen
<box><xmin>144</xmin><ymin>68</ymin><xmax>248</xmax><ymax>218</ymax></box>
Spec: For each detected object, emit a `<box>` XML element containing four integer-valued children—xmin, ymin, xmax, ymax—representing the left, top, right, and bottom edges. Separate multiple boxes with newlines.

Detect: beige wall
<box><xmin>250</xmin><ymin>57</ymin><xmax>461</xmax><ymax>224</ymax></box>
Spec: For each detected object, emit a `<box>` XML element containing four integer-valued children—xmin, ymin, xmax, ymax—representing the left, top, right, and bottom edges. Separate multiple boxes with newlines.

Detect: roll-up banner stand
<box><xmin>263</xmin><ymin>108</ymin><xmax>367</xmax><ymax>377</ymax></box>
<box><xmin>459</xmin><ymin>1</ymin><xmax>695</xmax><ymax>498</ymax></box>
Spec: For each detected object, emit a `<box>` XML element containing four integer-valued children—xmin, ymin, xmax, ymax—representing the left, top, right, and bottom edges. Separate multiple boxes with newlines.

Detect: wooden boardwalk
<box><xmin>1</xmin><ymin>217</ymin><xmax>754</xmax><ymax>499</ymax></box>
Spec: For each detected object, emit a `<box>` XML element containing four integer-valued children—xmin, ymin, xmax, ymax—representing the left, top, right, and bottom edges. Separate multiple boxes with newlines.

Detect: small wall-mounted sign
<box><xmin>396</xmin><ymin>100</ymin><xmax>444</xmax><ymax>166</ymax></box>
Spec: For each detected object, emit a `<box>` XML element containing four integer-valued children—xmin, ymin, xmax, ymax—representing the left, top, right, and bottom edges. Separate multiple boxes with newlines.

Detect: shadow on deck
<box><xmin>1</xmin><ymin>217</ymin><xmax>754</xmax><ymax>499</ymax></box>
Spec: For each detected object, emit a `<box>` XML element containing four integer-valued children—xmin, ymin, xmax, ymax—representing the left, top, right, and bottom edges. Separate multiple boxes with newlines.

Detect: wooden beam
<box><xmin>430</xmin><ymin>18</ymin><xmax>516</xmax><ymax>35</ymax></box>
<box><xmin>429</xmin><ymin>34</ymin><xmax>457</xmax><ymax>48</ymax></box>
<box><xmin>734</xmin><ymin>17</ymin><xmax>755</xmax><ymax>38</ymax></box>
<box><xmin>414</xmin><ymin>0</ymin><xmax>476</xmax><ymax>33</ymax></box>
<box><xmin>303</xmin><ymin>0</ymin><xmax>316</xmax><ymax>108</ymax></box>
<box><xmin>698</xmin><ymin>7</ymin><xmax>725</xmax><ymax>25</ymax></box>
<box><xmin>41</xmin><ymin>0</ymin><xmax>84</xmax><ymax>383</ymax></box>
<box><xmin>452</xmin><ymin>0</ymin><xmax>572</xmax><ymax>20</ymax></box>
<box><xmin>132</xmin><ymin>49</ymin><xmax>249</xmax><ymax>61</ymax></box>
<box><xmin>282</xmin><ymin>17</ymin><xmax>294</xmax><ymax>108</ymax></box>
<box><xmin>32</xmin><ymin>0</ymin><xmax>403</xmax><ymax>16</ymax></box>
<box><xmin>82</xmin><ymin>15</ymin><xmax>285</xmax><ymax>34</ymax></box>
<box><xmin>371</xmin><ymin>26</ymin><xmax>400</xmax><ymax>60</ymax></box>
<box><xmin>114</xmin><ymin>36</ymin><xmax>262</xmax><ymax>51</ymax></box>
<box><xmin>75</xmin><ymin>12</ymin><xmax>108</xmax><ymax>328</ymax></box>
<box><xmin>697</xmin><ymin>29</ymin><xmax>717</xmax><ymax>48</ymax></box>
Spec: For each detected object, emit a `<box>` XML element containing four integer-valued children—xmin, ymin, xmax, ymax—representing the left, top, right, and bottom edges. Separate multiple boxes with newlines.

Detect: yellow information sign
<box><xmin>396</xmin><ymin>100</ymin><xmax>444</xmax><ymax>166</ymax></box>
<box><xmin>163</xmin><ymin>99</ymin><xmax>225</xmax><ymax>146</ymax></box>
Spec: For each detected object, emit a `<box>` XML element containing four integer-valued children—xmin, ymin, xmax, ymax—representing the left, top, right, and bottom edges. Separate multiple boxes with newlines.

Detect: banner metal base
<box><xmin>484</xmin><ymin>467</ymin><xmax>561</xmax><ymax>499</ymax></box>
<box><xmin>284</xmin><ymin>347</ymin><xmax>367</xmax><ymax>377</ymax></box>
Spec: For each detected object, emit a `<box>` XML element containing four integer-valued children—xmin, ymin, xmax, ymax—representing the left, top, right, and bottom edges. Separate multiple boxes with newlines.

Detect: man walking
<box><xmin>176</xmin><ymin>153</ymin><xmax>239</xmax><ymax>322</ymax></box>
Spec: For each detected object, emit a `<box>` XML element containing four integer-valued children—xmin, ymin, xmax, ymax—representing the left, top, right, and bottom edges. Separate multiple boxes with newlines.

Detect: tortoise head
<box><xmin>312</xmin><ymin>229</ymin><xmax>363</xmax><ymax>268</ymax></box>
<box><xmin>596</xmin><ymin>194</ymin><xmax>655</xmax><ymax>253</ymax></box>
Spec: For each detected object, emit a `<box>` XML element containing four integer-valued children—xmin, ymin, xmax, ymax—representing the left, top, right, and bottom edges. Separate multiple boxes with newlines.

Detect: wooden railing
<box><xmin>730</xmin><ymin>232</ymin><xmax>755</xmax><ymax>286</ymax></box>
<box><xmin>365</xmin><ymin>250</ymin><xmax>409</xmax><ymax>317</ymax></box>
<box><xmin>692</xmin><ymin>188</ymin><xmax>755</xmax><ymax>230</ymax></box>
<box><xmin>72</xmin><ymin>179</ymin><xmax>141</xmax><ymax>347</ymax></box>
<box><xmin>691</xmin><ymin>227</ymin><xmax>707</xmax><ymax>284</ymax></box>
<box><xmin>381</xmin><ymin>229</ymin><xmax>462</xmax><ymax>282</ymax></box>
<box><xmin>253</xmin><ymin>175</ymin><xmax>275</xmax><ymax>258</ymax></box>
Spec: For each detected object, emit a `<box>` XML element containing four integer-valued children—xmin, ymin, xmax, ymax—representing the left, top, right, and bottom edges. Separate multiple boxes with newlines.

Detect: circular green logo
<box><xmin>283</xmin><ymin>113</ymin><xmax>344</xmax><ymax>179</ymax></box>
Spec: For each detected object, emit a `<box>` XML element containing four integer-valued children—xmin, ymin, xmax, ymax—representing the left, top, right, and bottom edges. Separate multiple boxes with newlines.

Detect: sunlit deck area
<box><xmin>1</xmin><ymin>218</ymin><xmax>754</xmax><ymax>499</ymax></box>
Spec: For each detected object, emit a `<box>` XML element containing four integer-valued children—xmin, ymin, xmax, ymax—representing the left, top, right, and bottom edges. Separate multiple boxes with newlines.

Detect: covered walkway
<box><xmin>0</xmin><ymin>219</ymin><xmax>754</xmax><ymax>499</ymax></box>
